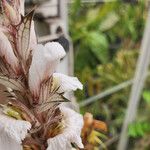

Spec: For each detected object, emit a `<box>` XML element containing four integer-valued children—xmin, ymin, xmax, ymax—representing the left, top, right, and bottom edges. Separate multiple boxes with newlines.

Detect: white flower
<box><xmin>53</xmin><ymin>73</ymin><xmax>83</xmax><ymax>93</ymax></box>
<box><xmin>0</xmin><ymin>112</ymin><xmax>31</xmax><ymax>150</ymax></box>
<box><xmin>47</xmin><ymin>107</ymin><xmax>84</xmax><ymax>150</ymax></box>
<box><xmin>29</xmin><ymin>42</ymin><xmax>66</xmax><ymax>98</ymax></box>
<box><xmin>0</xmin><ymin>29</ymin><xmax>20</xmax><ymax>74</ymax></box>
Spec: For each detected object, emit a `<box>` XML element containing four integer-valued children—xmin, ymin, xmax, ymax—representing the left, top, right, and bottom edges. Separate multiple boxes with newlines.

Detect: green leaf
<box><xmin>143</xmin><ymin>91</ymin><xmax>150</xmax><ymax>104</ymax></box>
<box><xmin>99</xmin><ymin>12</ymin><xmax>119</xmax><ymax>32</ymax></box>
<box><xmin>70</xmin><ymin>0</ymin><xmax>81</xmax><ymax>18</ymax></box>
<box><xmin>86</xmin><ymin>32</ymin><xmax>109</xmax><ymax>63</ymax></box>
<box><xmin>128</xmin><ymin>121</ymin><xmax>150</xmax><ymax>138</ymax></box>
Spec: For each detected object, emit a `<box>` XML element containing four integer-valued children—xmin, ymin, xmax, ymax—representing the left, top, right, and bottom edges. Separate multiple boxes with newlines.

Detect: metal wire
<box><xmin>81</xmin><ymin>0</ymin><xmax>117</xmax><ymax>2</ymax></box>
<box><xmin>69</xmin><ymin>0</ymin><xmax>117</xmax><ymax>3</ymax></box>
<box><xmin>79</xmin><ymin>71</ymin><xmax>150</xmax><ymax>107</ymax></box>
<box><xmin>79</xmin><ymin>79</ymin><xmax>133</xmax><ymax>107</ymax></box>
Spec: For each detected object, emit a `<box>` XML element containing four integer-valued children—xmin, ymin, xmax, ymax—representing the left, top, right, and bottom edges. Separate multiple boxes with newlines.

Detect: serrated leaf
<box><xmin>7</xmin><ymin>100</ymin><xmax>37</xmax><ymax>125</ymax></box>
<box><xmin>47</xmin><ymin>93</ymin><xmax>70</xmax><ymax>103</ymax></box>
<box><xmin>0</xmin><ymin>75</ymin><xmax>25</xmax><ymax>91</ymax></box>
<box><xmin>38</xmin><ymin>77</ymin><xmax>70</xmax><ymax>112</ymax></box>
<box><xmin>17</xmin><ymin>10</ymin><xmax>34</xmax><ymax>63</ymax></box>
<box><xmin>39</xmin><ymin>77</ymin><xmax>53</xmax><ymax>104</ymax></box>
<box><xmin>0</xmin><ymin>59</ymin><xmax>10</xmax><ymax>75</ymax></box>
<box><xmin>0</xmin><ymin>13</ymin><xmax>4</xmax><ymax>26</ymax></box>
<box><xmin>37</xmin><ymin>102</ymin><xmax>59</xmax><ymax>113</ymax></box>
<box><xmin>38</xmin><ymin>93</ymin><xmax>69</xmax><ymax>113</ymax></box>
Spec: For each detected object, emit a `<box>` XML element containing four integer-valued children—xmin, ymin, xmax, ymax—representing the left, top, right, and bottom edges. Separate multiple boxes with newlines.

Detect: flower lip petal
<box><xmin>0</xmin><ymin>111</ymin><xmax>31</xmax><ymax>150</ymax></box>
<box><xmin>29</xmin><ymin>42</ymin><xmax>66</xmax><ymax>102</ymax></box>
<box><xmin>53</xmin><ymin>73</ymin><xmax>83</xmax><ymax>93</ymax></box>
<box><xmin>47</xmin><ymin>107</ymin><xmax>84</xmax><ymax>150</ymax></box>
<box><xmin>29</xmin><ymin>21</ymin><xmax>37</xmax><ymax>51</ymax></box>
<box><xmin>19</xmin><ymin>0</ymin><xmax>25</xmax><ymax>15</ymax></box>
<box><xmin>44</xmin><ymin>42</ymin><xmax>66</xmax><ymax>60</ymax></box>
<box><xmin>0</xmin><ymin>29</ymin><xmax>20</xmax><ymax>74</ymax></box>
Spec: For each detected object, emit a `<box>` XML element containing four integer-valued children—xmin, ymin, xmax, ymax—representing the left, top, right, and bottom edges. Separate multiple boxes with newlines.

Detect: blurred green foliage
<box><xmin>143</xmin><ymin>90</ymin><xmax>150</xmax><ymax>104</ymax></box>
<box><xmin>69</xmin><ymin>0</ymin><xmax>145</xmax><ymax>71</ymax></box>
<box><xmin>128</xmin><ymin>90</ymin><xmax>150</xmax><ymax>149</ymax></box>
<box><xmin>129</xmin><ymin>121</ymin><xmax>150</xmax><ymax>138</ymax></box>
<box><xmin>78</xmin><ymin>50</ymin><xmax>139</xmax><ymax>135</ymax></box>
<box><xmin>69</xmin><ymin>0</ymin><xmax>147</xmax><ymax>149</ymax></box>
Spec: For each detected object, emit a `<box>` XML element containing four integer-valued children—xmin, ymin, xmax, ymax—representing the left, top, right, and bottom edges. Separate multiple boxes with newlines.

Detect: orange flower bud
<box><xmin>93</xmin><ymin>120</ymin><xmax>107</xmax><ymax>132</ymax></box>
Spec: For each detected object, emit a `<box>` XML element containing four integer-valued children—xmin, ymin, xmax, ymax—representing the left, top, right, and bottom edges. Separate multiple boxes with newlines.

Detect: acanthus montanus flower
<box><xmin>0</xmin><ymin>1</ymin><xmax>84</xmax><ymax>150</ymax></box>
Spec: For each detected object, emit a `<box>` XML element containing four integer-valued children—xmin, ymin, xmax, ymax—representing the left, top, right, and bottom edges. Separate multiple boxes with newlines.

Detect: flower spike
<box><xmin>0</xmin><ymin>1</ymin><xmax>84</xmax><ymax>149</ymax></box>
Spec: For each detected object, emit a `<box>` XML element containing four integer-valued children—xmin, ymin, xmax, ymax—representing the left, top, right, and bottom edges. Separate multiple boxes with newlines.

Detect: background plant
<box><xmin>128</xmin><ymin>90</ymin><xmax>150</xmax><ymax>150</ymax></box>
<box><xmin>69</xmin><ymin>0</ymin><xmax>148</xmax><ymax>149</ymax></box>
<box><xmin>69</xmin><ymin>0</ymin><xmax>145</xmax><ymax>72</ymax></box>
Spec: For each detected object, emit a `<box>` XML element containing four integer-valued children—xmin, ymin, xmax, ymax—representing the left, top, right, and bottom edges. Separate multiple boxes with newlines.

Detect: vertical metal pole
<box><xmin>118</xmin><ymin>8</ymin><xmax>150</xmax><ymax>150</ymax></box>
<box><xmin>59</xmin><ymin>0</ymin><xmax>68</xmax><ymax>34</ymax></box>
<box><xmin>59</xmin><ymin>0</ymin><xmax>74</xmax><ymax>76</ymax></box>
<box><xmin>58</xmin><ymin>0</ymin><xmax>77</xmax><ymax>110</ymax></box>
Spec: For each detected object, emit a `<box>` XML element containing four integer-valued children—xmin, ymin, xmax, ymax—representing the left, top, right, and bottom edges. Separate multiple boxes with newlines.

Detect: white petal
<box><xmin>19</xmin><ymin>0</ymin><xmax>25</xmax><ymax>15</ymax></box>
<box><xmin>29</xmin><ymin>21</ymin><xmax>37</xmax><ymax>50</ymax></box>
<box><xmin>47</xmin><ymin>107</ymin><xmax>84</xmax><ymax>150</ymax></box>
<box><xmin>0</xmin><ymin>29</ymin><xmax>20</xmax><ymax>74</ymax></box>
<box><xmin>29</xmin><ymin>42</ymin><xmax>66</xmax><ymax>98</ymax></box>
<box><xmin>44</xmin><ymin>42</ymin><xmax>66</xmax><ymax>61</ymax></box>
<box><xmin>0</xmin><ymin>112</ymin><xmax>31</xmax><ymax>150</ymax></box>
<box><xmin>53</xmin><ymin>73</ymin><xmax>83</xmax><ymax>93</ymax></box>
